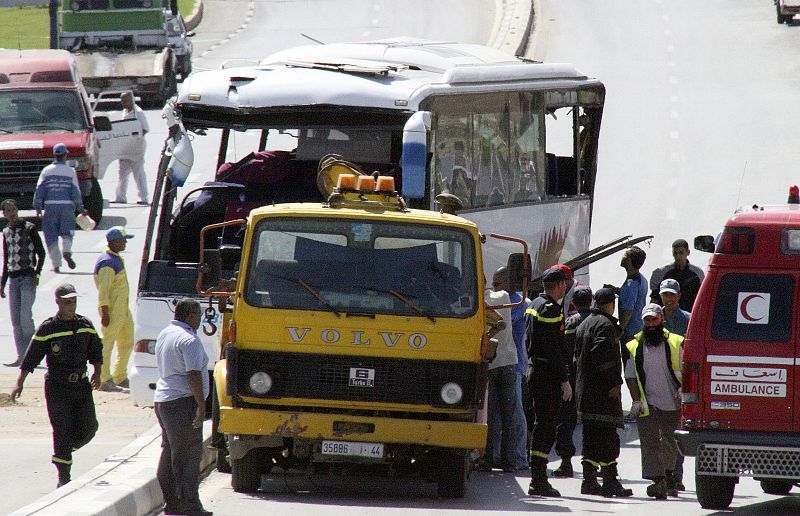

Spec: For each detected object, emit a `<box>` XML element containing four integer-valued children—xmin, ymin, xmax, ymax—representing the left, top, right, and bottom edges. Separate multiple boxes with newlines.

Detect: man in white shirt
<box><xmin>112</xmin><ymin>91</ymin><xmax>150</xmax><ymax>205</ymax></box>
<box><xmin>154</xmin><ymin>298</ymin><xmax>211</xmax><ymax>516</ymax></box>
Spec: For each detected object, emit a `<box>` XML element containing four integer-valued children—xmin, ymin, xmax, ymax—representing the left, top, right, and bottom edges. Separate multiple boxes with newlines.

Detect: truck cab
<box><xmin>200</xmin><ymin>173</ymin><xmax>525</xmax><ymax>497</ymax></box>
<box><xmin>677</xmin><ymin>189</ymin><xmax>800</xmax><ymax>509</ymax></box>
<box><xmin>0</xmin><ymin>49</ymin><xmax>123</xmax><ymax>222</ymax></box>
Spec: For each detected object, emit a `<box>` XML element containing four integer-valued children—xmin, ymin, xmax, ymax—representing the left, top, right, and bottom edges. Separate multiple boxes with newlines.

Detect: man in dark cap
<box><xmin>575</xmin><ymin>287</ymin><xmax>633</xmax><ymax>497</ymax></box>
<box><xmin>10</xmin><ymin>283</ymin><xmax>103</xmax><ymax>488</ymax></box>
<box><xmin>525</xmin><ymin>266</ymin><xmax>571</xmax><ymax>496</ymax></box>
<box><xmin>551</xmin><ymin>285</ymin><xmax>593</xmax><ymax>478</ymax></box>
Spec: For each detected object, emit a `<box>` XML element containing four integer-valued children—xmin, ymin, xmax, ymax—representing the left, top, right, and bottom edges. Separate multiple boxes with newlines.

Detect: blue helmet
<box><xmin>52</xmin><ymin>143</ymin><xmax>69</xmax><ymax>156</ymax></box>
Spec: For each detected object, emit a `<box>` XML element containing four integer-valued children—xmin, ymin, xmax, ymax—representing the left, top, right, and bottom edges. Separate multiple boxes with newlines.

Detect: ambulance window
<box><xmin>711</xmin><ymin>273</ymin><xmax>793</xmax><ymax>342</ymax></box>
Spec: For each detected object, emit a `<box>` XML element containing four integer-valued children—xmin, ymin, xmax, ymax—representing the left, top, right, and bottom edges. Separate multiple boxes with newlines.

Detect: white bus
<box><xmin>129</xmin><ymin>38</ymin><xmax>606</xmax><ymax>406</ymax></box>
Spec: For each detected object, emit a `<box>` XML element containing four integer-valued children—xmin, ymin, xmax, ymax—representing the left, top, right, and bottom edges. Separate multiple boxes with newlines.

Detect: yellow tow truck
<box><xmin>198</xmin><ymin>160</ymin><xmax>528</xmax><ymax>497</ymax></box>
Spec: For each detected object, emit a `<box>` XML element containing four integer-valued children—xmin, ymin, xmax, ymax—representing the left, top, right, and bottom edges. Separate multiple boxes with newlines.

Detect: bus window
<box><xmin>544</xmin><ymin>105</ymin><xmax>578</xmax><ymax>197</ymax></box>
<box><xmin>427</xmin><ymin>91</ymin><xmax>546</xmax><ymax>210</ymax></box>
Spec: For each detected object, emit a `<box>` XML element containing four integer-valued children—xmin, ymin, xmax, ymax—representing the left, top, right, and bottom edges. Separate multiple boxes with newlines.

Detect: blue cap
<box><xmin>106</xmin><ymin>226</ymin><xmax>134</xmax><ymax>242</ymax></box>
<box><xmin>594</xmin><ymin>287</ymin><xmax>617</xmax><ymax>305</ymax></box>
<box><xmin>659</xmin><ymin>278</ymin><xmax>681</xmax><ymax>294</ymax></box>
<box><xmin>53</xmin><ymin>143</ymin><xmax>68</xmax><ymax>155</ymax></box>
<box><xmin>572</xmin><ymin>285</ymin><xmax>593</xmax><ymax>307</ymax></box>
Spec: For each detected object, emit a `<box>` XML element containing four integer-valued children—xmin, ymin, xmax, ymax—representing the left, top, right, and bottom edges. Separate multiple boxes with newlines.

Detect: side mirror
<box><xmin>507</xmin><ymin>252</ymin><xmax>532</xmax><ymax>292</ymax></box>
<box><xmin>400</xmin><ymin>111</ymin><xmax>430</xmax><ymax>199</ymax></box>
<box><xmin>93</xmin><ymin>116</ymin><xmax>112</xmax><ymax>132</ymax></box>
<box><xmin>694</xmin><ymin>235</ymin><xmax>716</xmax><ymax>253</ymax></box>
<box><xmin>196</xmin><ymin>219</ymin><xmax>246</xmax><ymax>296</ymax></box>
<box><xmin>187</xmin><ymin>31</ymin><xmax>196</xmax><ymax>37</ymax></box>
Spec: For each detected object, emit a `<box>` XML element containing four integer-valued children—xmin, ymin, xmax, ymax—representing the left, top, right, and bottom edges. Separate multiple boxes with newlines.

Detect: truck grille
<box><xmin>697</xmin><ymin>444</ymin><xmax>800</xmax><ymax>478</ymax></box>
<box><xmin>0</xmin><ymin>158</ymin><xmax>51</xmax><ymax>181</ymax></box>
<box><xmin>231</xmin><ymin>349</ymin><xmax>479</xmax><ymax>408</ymax></box>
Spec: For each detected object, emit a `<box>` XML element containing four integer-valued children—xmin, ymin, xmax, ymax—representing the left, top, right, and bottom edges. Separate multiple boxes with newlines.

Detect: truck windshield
<box><xmin>244</xmin><ymin>217</ymin><xmax>478</xmax><ymax>318</ymax></box>
<box><xmin>0</xmin><ymin>90</ymin><xmax>86</xmax><ymax>133</ymax></box>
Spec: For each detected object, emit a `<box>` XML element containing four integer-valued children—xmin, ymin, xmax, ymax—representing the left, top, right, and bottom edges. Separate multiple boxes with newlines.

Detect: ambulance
<box><xmin>676</xmin><ymin>186</ymin><xmax>800</xmax><ymax>509</ymax></box>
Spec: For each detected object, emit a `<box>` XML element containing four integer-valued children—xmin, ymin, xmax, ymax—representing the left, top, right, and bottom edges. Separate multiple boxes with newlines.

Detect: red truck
<box><xmin>676</xmin><ymin>188</ymin><xmax>800</xmax><ymax>509</ymax></box>
<box><xmin>0</xmin><ymin>49</ymin><xmax>131</xmax><ymax>222</ymax></box>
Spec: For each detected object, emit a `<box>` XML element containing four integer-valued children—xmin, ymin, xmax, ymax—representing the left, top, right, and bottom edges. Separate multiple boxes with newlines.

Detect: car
<box><xmin>165</xmin><ymin>12</ymin><xmax>194</xmax><ymax>80</ymax></box>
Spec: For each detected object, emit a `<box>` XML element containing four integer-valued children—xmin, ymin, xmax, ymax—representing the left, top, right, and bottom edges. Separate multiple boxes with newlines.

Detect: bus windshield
<box><xmin>244</xmin><ymin>217</ymin><xmax>478</xmax><ymax>318</ymax></box>
<box><xmin>0</xmin><ymin>90</ymin><xmax>86</xmax><ymax>133</ymax></box>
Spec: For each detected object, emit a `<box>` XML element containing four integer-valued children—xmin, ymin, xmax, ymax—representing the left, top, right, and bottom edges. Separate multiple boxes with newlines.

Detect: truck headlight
<box><xmin>440</xmin><ymin>382</ymin><xmax>463</xmax><ymax>405</ymax></box>
<box><xmin>249</xmin><ymin>372</ymin><xmax>272</xmax><ymax>395</ymax></box>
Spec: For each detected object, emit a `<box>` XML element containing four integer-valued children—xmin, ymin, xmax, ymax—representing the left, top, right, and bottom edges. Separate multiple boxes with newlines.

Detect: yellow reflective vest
<box><xmin>626</xmin><ymin>329</ymin><xmax>683</xmax><ymax>417</ymax></box>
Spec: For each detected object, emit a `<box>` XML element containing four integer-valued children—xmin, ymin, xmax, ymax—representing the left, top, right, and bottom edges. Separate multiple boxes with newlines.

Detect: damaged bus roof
<box><xmin>176</xmin><ymin>38</ymin><xmax>596</xmax><ymax>114</ymax></box>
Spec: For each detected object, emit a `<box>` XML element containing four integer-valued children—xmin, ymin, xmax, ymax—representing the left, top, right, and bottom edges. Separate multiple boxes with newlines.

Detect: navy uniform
<box><xmin>526</xmin><ymin>267</ymin><xmax>569</xmax><ymax>496</ymax></box>
<box><xmin>552</xmin><ymin>285</ymin><xmax>593</xmax><ymax>478</ymax></box>
<box><xmin>14</xmin><ymin>283</ymin><xmax>103</xmax><ymax>487</ymax></box>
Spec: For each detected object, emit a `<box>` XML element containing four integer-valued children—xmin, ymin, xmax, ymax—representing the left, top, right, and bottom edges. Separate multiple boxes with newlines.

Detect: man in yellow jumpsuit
<box><xmin>94</xmin><ymin>226</ymin><xmax>134</xmax><ymax>392</ymax></box>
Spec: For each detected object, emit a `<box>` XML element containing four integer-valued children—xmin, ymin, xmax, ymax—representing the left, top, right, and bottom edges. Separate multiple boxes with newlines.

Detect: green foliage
<box><xmin>0</xmin><ymin>1</ymin><xmax>198</xmax><ymax>51</ymax></box>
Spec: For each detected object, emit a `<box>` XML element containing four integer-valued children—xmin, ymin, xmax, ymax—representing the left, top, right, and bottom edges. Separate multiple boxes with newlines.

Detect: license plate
<box><xmin>321</xmin><ymin>440</ymin><xmax>384</xmax><ymax>458</ymax></box>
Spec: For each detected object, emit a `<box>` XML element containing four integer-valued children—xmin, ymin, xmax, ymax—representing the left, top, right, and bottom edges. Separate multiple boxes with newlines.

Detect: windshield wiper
<box><xmin>389</xmin><ymin>289</ymin><xmax>436</xmax><ymax>322</ymax></box>
<box><xmin>0</xmin><ymin>128</ymin><xmax>11</xmax><ymax>134</ymax></box>
<box><xmin>267</xmin><ymin>273</ymin><xmax>340</xmax><ymax>317</ymax></box>
<box><xmin>351</xmin><ymin>284</ymin><xmax>436</xmax><ymax>322</ymax></box>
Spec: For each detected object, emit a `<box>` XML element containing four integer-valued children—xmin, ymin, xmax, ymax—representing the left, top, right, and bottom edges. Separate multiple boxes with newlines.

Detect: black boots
<box><xmin>528</xmin><ymin>458</ymin><xmax>561</xmax><ymax>497</ymax></box>
<box><xmin>600</xmin><ymin>464</ymin><xmax>633</xmax><ymax>498</ymax></box>
<box><xmin>665</xmin><ymin>470</ymin><xmax>680</xmax><ymax>497</ymax></box>
<box><xmin>552</xmin><ymin>458</ymin><xmax>574</xmax><ymax>478</ymax></box>
<box><xmin>580</xmin><ymin>461</ymin><xmax>603</xmax><ymax>495</ymax></box>
<box><xmin>646</xmin><ymin>476</ymin><xmax>668</xmax><ymax>499</ymax></box>
<box><xmin>55</xmin><ymin>462</ymin><xmax>70</xmax><ymax>488</ymax></box>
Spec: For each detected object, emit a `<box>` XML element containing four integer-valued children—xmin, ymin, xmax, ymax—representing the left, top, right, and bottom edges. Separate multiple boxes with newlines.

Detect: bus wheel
<box><xmin>436</xmin><ymin>449</ymin><xmax>467</xmax><ymax>498</ymax></box>
<box><xmin>696</xmin><ymin>474</ymin><xmax>736</xmax><ymax>509</ymax></box>
<box><xmin>231</xmin><ymin>448</ymin><xmax>262</xmax><ymax>493</ymax></box>
<box><xmin>760</xmin><ymin>479</ymin><xmax>793</xmax><ymax>495</ymax></box>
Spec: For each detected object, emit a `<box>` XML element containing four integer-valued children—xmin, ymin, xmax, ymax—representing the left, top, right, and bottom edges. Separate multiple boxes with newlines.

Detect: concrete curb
<box><xmin>9</xmin><ymin>421</ymin><xmax>215</xmax><ymax>516</ymax></box>
<box><xmin>183</xmin><ymin>0</ymin><xmax>204</xmax><ymax>32</ymax></box>
<box><xmin>488</xmin><ymin>0</ymin><xmax>534</xmax><ymax>56</ymax></box>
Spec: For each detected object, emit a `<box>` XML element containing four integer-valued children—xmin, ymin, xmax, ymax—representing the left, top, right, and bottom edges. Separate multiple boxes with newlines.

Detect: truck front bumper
<box><xmin>220</xmin><ymin>406</ymin><xmax>487</xmax><ymax>449</ymax></box>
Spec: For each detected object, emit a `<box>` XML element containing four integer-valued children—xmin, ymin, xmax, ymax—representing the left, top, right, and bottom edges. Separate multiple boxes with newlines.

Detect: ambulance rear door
<box><xmin>702</xmin><ymin>270</ymin><xmax>796</xmax><ymax>432</ymax></box>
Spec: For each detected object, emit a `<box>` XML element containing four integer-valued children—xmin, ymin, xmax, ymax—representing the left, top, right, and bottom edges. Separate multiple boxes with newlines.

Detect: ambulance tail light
<box><xmin>681</xmin><ymin>361</ymin><xmax>701</xmax><ymax>404</ymax></box>
<box><xmin>715</xmin><ymin>227</ymin><xmax>754</xmax><ymax>255</ymax></box>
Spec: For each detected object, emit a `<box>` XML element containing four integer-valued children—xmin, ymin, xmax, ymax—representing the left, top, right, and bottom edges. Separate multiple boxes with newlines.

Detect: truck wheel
<box><xmin>436</xmin><ymin>449</ymin><xmax>468</xmax><ymax>498</ymax></box>
<box><xmin>84</xmin><ymin>177</ymin><xmax>103</xmax><ymax>224</ymax></box>
<box><xmin>211</xmin><ymin>393</ymin><xmax>231</xmax><ymax>473</ymax></box>
<box><xmin>696</xmin><ymin>474</ymin><xmax>736</xmax><ymax>509</ymax></box>
<box><xmin>760</xmin><ymin>479</ymin><xmax>793</xmax><ymax>495</ymax></box>
<box><xmin>231</xmin><ymin>448</ymin><xmax>262</xmax><ymax>493</ymax></box>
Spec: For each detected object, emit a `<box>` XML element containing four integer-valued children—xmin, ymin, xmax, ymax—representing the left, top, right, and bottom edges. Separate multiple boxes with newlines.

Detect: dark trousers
<box><xmin>45</xmin><ymin>377</ymin><xmax>98</xmax><ymax>473</ymax></box>
<box><xmin>486</xmin><ymin>364</ymin><xmax>517</xmax><ymax>467</ymax></box>
<box><xmin>155</xmin><ymin>396</ymin><xmax>204</xmax><ymax>515</ymax></box>
<box><xmin>554</xmin><ymin>376</ymin><xmax>577</xmax><ymax>459</ymax></box>
<box><xmin>529</xmin><ymin>377</ymin><xmax>562</xmax><ymax>461</ymax></box>
<box><xmin>582</xmin><ymin>423</ymin><xmax>620</xmax><ymax>465</ymax></box>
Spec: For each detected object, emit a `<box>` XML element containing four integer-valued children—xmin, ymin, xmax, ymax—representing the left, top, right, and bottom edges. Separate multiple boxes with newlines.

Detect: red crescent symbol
<box><xmin>740</xmin><ymin>294</ymin><xmax>765</xmax><ymax>322</ymax></box>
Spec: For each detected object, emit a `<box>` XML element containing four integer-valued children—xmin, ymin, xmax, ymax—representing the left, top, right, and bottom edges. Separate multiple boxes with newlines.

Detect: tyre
<box><xmin>231</xmin><ymin>448</ymin><xmax>262</xmax><ymax>493</ymax></box>
<box><xmin>84</xmin><ymin>177</ymin><xmax>103</xmax><ymax>224</ymax></box>
<box><xmin>436</xmin><ymin>449</ymin><xmax>468</xmax><ymax>498</ymax></box>
<box><xmin>760</xmin><ymin>479</ymin><xmax>793</xmax><ymax>495</ymax></box>
<box><xmin>696</xmin><ymin>474</ymin><xmax>736</xmax><ymax>510</ymax></box>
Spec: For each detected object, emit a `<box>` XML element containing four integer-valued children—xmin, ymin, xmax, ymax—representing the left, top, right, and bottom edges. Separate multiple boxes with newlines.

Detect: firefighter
<box><xmin>575</xmin><ymin>287</ymin><xmax>633</xmax><ymax>497</ymax></box>
<box><xmin>10</xmin><ymin>283</ymin><xmax>103</xmax><ymax>488</ymax></box>
<box><xmin>526</xmin><ymin>266</ymin><xmax>572</xmax><ymax>497</ymax></box>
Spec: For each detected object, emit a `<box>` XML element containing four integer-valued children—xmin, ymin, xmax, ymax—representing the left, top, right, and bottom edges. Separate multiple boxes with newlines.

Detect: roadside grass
<box><xmin>0</xmin><ymin>0</ymin><xmax>197</xmax><ymax>50</ymax></box>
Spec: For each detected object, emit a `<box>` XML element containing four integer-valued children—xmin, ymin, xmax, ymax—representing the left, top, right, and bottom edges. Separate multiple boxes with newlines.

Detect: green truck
<box><xmin>54</xmin><ymin>0</ymin><xmax>192</xmax><ymax>105</ymax></box>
